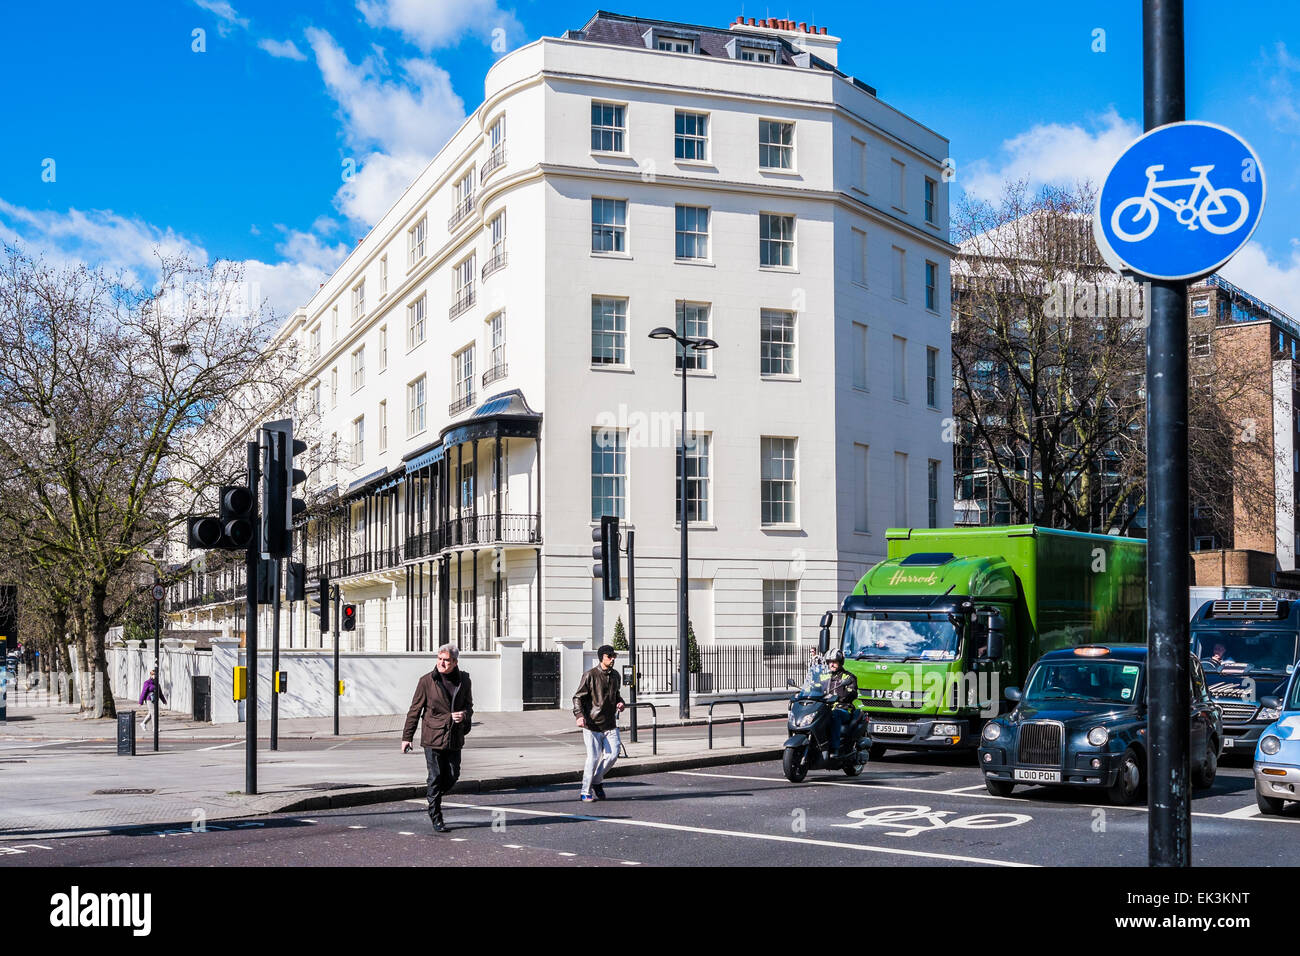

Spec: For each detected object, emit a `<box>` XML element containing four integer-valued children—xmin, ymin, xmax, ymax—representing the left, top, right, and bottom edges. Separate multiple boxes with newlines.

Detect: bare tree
<box><xmin>0</xmin><ymin>245</ymin><xmax>300</xmax><ymax>716</ymax></box>
<box><xmin>952</xmin><ymin>182</ymin><xmax>1273</xmax><ymax>535</ymax></box>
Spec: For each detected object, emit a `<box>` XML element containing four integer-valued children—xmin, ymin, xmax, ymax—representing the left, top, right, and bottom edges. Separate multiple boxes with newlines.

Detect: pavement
<box><xmin>0</xmin><ymin>695</ymin><xmax>792</xmax><ymax>836</ymax></box>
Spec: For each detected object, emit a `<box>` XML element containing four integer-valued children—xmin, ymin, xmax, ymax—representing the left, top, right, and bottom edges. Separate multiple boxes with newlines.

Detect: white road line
<box><xmin>503</xmin><ymin>843</ymin><xmax>523</xmax><ymax>848</ymax></box>
<box><xmin>450</xmin><ymin>837</ymin><xmax>467</xmax><ymax>842</ymax></box>
<box><xmin>943</xmin><ymin>784</ymin><xmax>990</xmax><ymax>794</ymax></box>
<box><xmin>672</xmin><ymin>770</ymin><xmax>1286</xmax><ymax>823</ymax></box>
<box><xmin>439</xmin><ymin>801</ymin><xmax>1037</xmax><ymax>867</ymax></box>
<box><xmin>398</xmin><ymin>831</ymin><xmax>415</xmax><ymax>835</ymax></box>
<box><xmin>347</xmin><ymin>825</ymin><xmax>366</xmax><ymax>830</ymax></box>
<box><xmin>557</xmin><ymin>852</ymin><xmax>576</xmax><ymax>857</ymax></box>
<box><xmin>196</xmin><ymin>741</ymin><xmax>242</xmax><ymax>752</ymax></box>
<box><xmin>620</xmin><ymin>860</ymin><xmax>641</xmax><ymax>866</ymax></box>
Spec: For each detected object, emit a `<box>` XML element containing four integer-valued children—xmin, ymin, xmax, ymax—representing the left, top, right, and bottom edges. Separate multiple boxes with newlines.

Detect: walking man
<box><xmin>139</xmin><ymin>667</ymin><xmax>166</xmax><ymax>728</ymax></box>
<box><xmin>573</xmin><ymin>644</ymin><xmax>625</xmax><ymax>802</ymax></box>
<box><xmin>401</xmin><ymin>644</ymin><xmax>473</xmax><ymax>832</ymax></box>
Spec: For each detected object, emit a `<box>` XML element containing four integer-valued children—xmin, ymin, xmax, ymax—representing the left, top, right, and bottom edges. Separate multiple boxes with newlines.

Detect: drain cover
<box><xmin>92</xmin><ymin>788</ymin><xmax>156</xmax><ymax>795</ymax></box>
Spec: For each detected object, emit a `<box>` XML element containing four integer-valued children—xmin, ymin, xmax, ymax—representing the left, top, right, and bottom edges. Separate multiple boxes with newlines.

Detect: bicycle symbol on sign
<box><xmin>834</xmin><ymin>804</ymin><xmax>1032</xmax><ymax>838</ymax></box>
<box><xmin>1110</xmin><ymin>163</ymin><xmax>1250</xmax><ymax>243</ymax></box>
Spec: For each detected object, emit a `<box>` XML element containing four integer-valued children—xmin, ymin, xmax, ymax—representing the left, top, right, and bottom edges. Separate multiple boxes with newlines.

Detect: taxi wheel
<box><xmin>1192</xmin><ymin>738</ymin><xmax>1218</xmax><ymax>791</ymax></box>
<box><xmin>1107</xmin><ymin>749</ymin><xmax>1145</xmax><ymax>806</ymax></box>
<box><xmin>1256</xmin><ymin>791</ymin><xmax>1287</xmax><ymax>815</ymax></box>
<box><xmin>984</xmin><ymin>778</ymin><xmax>1015</xmax><ymax>797</ymax></box>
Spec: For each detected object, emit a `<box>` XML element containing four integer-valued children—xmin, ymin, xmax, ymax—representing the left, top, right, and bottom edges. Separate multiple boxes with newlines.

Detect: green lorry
<box><xmin>827</xmin><ymin>525</ymin><xmax>1146</xmax><ymax>758</ymax></box>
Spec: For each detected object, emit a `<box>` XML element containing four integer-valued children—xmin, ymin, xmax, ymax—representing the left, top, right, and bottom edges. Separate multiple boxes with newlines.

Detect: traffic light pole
<box><xmin>333</xmin><ymin>584</ymin><xmax>341</xmax><ymax>737</ymax></box>
<box><xmin>152</xmin><ymin>576</ymin><xmax>161</xmax><ymax>753</ymax></box>
<box><xmin>271</xmin><ymin>558</ymin><xmax>281</xmax><ymax>752</ymax></box>
<box><xmin>1144</xmin><ymin>0</ymin><xmax>1191</xmax><ymax>868</ymax></box>
<box><xmin>627</xmin><ymin>529</ymin><xmax>637</xmax><ymax>743</ymax></box>
<box><xmin>245</xmin><ymin>440</ymin><xmax>259</xmax><ymax>796</ymax></box>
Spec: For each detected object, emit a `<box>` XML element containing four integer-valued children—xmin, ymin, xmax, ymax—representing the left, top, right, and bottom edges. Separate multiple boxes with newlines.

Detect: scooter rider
<box><xmin>824</xmin><ymin>649</ymin><xmax>859</xmax><ymax>755</ymax></box>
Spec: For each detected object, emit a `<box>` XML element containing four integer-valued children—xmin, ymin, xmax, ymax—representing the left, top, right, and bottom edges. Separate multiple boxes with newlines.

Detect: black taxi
<box><xmin>978</xmin><ymin>645</ymin><xmax>1222</xmax><ymax>804</ymax></box>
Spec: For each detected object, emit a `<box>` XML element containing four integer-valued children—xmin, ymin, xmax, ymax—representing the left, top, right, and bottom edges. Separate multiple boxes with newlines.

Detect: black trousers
<box><xmin>424</xmin><ymin>747</ymin><xmax>462</xmax><ymax>819</ymax></box>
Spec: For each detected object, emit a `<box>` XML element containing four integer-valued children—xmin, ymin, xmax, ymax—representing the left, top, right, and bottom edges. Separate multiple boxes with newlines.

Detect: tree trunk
<box><xmin>73</xmin><ymin>603</ymin><xmax>92</xmax><ymax>713</ymax></box>
<box><xmin>89</xmin><ymin>582</ymin><xmax>116</xmax><ymax>719</ymax></box>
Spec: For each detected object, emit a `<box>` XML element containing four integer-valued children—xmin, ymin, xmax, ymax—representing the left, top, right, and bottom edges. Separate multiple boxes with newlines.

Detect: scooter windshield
<box><xmin>799</xmin><ymin>660</ymin><xmax>831</xmax><ymax>696</ymax></box>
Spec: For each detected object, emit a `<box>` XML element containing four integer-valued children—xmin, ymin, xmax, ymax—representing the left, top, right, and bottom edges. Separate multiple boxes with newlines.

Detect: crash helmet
<box><xmin>825</xmin><ymin>649</ymin><xmax>845</xmax><ymax>664</ymax></box>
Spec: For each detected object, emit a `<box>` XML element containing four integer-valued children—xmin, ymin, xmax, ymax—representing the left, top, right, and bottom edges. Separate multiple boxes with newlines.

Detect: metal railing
<box><xmin>481</xmin><ymin>248</ymin><xmax>507</xmax><ymax>280</ymax></box>
<box><xmin>482</xmin><ymin>363</ymin><xmax>508</xmax><ymax>387</ymax></box>
<box><xmin>480</xmin><ymin>144</ymin><xmax>506</xmax><ymax>182</ymax></box>
<box><xmin>619</xmin><ymin>702</ymin><xmax>657</xmax><ymax>753</ymax></box>
<box><xmin>448</xmin><ymin>285</ymin><xmax>476</xmax><ymax>319</ymax></box>
<box><xmin>707</xmin><ymin>699</ymin><xmax>747</xmax><ymax>749</ymax></box>
<box><xmin>447</xmin><ymin>193</ymin><xmax>475</xmax><ymax>231</ymax></box>
<box><xmin>448</xmin><ymin>391</ymin><xmax>476</xmax><ymax>416</ymax></box>
<box><xmin>633</xmin><ymin>645</ymin><xmax>809</xmax><ymax>695</ymax></box>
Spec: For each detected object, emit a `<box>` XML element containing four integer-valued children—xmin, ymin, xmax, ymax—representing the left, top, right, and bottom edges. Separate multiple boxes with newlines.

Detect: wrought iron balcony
<box><xmin>482</xmin><ymin>363</ymin><xmax>508</xmax><ymax>387</ymax></box>
<box><xmin>447</xmin><ymin>193</ymin><xmax>476</xmax><ymax>231</ymax></box>
<box><xmin>448</xmin><ymin>285</ymin><xmax>476</xmax><ymax>319</ymax></box>
<box><xmin>480</xmin><ymin>144</ymin><xmax>506</xmax><ymax>182</ymax></box>
<box><xmin>481</xmin><ymin>248</ymin><xmax>507</xmax><ymax>280</ymax></box>
<box><xmin>448</xmin><ymin>391</ymin><xmax>476</xmax><ymax>416</ymax></box>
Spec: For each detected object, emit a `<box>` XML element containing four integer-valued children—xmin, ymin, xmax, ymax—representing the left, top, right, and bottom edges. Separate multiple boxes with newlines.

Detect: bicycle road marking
<box><xmin>670</xmin><ymin>770</ymin><xmax>1279</xmax><ymax>822</ymax></box>
<box><xmin>418</xmin><ymin>800</ymin><xmax>1037</xmax><ymax>867</ymax></box>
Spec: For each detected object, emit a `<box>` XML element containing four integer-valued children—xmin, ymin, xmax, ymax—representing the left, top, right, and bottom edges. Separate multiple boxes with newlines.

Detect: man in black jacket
<box><xmin>573</xmin><ymin>644</ymin><xmax>625</xmax><ymax>802</ymax></box>
<box><xmin>401</xmin><ymin>644</ymin><xmax>473</xmax><ymax>832</ymax></box>
<box><xmin>825</xmin><ymin>649</ymin><xmax>859</xmax><ymax>755</ymax></box>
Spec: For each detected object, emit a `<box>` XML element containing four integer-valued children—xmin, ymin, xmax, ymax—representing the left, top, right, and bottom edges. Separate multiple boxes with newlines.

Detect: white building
<box><xmin>171</xmin><ymin>11</ymin><xmax>955</xmax><ymax>699</ymax></box>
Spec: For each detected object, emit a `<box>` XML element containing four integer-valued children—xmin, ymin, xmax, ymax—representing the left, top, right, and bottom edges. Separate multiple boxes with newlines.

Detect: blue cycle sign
<box><xmin>1093</xmin><ymin>121</ymin><xmax>1265</xmax><ymax>281</ymax></box>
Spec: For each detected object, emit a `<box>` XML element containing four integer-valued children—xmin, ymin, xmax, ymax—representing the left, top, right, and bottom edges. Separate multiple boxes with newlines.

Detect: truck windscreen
<box><xmin>842</xmin><ymin>612</ymin><xmax>959</xmax><ymax>662</ymax></box>
<box><xmin>1195</xmin><ymin>630</ymin><xmax>1298</xmax><ymax>674</ymax></box>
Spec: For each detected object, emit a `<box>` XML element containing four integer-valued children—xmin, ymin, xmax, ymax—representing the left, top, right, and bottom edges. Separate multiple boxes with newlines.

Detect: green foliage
<box><xmin>687</xmin><ymin>620</ymin><xmax>701</xmax><ymax>673</ymax></box>
<box><xmin>612</xmin><ymin>616</ymin><xmax>628</xmax><ymax>650</ymax></box>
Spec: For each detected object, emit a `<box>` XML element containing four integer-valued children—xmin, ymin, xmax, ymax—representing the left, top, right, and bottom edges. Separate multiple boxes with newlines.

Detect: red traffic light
<box><xmin>342</xmin><ymin>603</ymin><xmax>357</xmax><ymax>631</ymax></box>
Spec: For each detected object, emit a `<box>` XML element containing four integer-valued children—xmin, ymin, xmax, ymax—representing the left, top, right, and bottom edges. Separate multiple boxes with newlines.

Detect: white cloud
<box><xmin>355</xmin><ymin>0</ymin><xmax>521</xmax><ymax>51</ymax></box>
<box><xmin>191</xmin><ymin>0</ymin><xmax>249</xmax><ymax>36</ymax></box>
<box><xmin>306</xmin><ymin>27</ymin><xmax>465</xmax><ymax>157</ymax></box>
<box><xmin>0</xmin><ymin>199</ymin><xmax>344</xmax><ymax>321</ymax></box>
<box><xmin>257</xmin><ymin>37</ymin><xmax>308</xmax><ymax>61</ymax></box>
<box><xmin>1254</xmin><ymin>41</ymin><xmax>1300</xmax><ymax>133</ymax></box>
<box><xmin>961</xmin><ymin>108</ymin><xmax>1141</xmax><ymax>203</ymax></box>
<box><xmin>305</xmin><ymin>27</ymin><xmax>466</xmax><ymax>224</ymax></box>
<box><xmin>1218</xmin><ymin>239</ymin><xmax>1300</xmax><ymax>321</ymax></box>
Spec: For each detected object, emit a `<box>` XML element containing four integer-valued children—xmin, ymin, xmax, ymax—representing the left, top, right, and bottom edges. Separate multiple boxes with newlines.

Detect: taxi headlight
<box><xmin>1087</xmin><ymin>726</ymin><xmax>1110</xmax><ymax>747</ymax></box>
<box><xmin>1260</xmin><ymin>735</ymin><xmax>1282</xmax><ymax>756</ymax></box>
<box><xmin>982</xmin><ymin>722</ymin><xmax>1002</xmax><ymax>742</ymax></box>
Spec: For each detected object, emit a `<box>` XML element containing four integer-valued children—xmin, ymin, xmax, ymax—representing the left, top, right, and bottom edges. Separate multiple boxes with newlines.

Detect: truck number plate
<box><xmin>1013</xmin><ymin>769</ymin><xmax>1061</xmax><ymax>783</ymax></box>
<box><xmin>871</xmin><ymin>723</ymin><xmax>910</xmax><ymax>736</ymax></box>
<box><xmin>1223</xmin><ymin>738</ymin><xmax>1235</xmax><ymax>748</ymax></box>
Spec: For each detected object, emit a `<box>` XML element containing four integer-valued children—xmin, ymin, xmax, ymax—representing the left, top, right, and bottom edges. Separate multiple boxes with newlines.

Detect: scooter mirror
<box><xmin>818</xmin><ymin>610</ymin><xmax>834</xmax><ymax>654</ymax></box>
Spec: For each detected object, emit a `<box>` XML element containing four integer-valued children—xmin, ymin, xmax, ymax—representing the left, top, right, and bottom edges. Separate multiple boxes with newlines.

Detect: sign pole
<box><xmin>245</xmin><ymin>440</ymin><xmax>259</xmax><ymax>796</ymax></box>
<box><xmin>1143</xmin><ymin>0</ymin><xmax>1191</xmax><ymax>868</ymax></box>
<box><xmin>333</xmin><ymin>584</ymin><xmax>341</xmax><ymax>737</ymax></box>
<box><xmin>152</xmin><ymin>578</ymin><xmax>162</xmax><ymax>752</ymax></box>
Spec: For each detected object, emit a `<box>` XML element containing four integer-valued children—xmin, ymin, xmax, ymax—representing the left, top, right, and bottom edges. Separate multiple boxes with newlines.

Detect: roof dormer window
<box><xmin>725</xmin><ymin>35</ymin><xmax>782</xmax><ymax>62</ymax></box>
<box><xmin>644</xmin><ymin>27</ymin><xmax>699</xmax><ymax>54</ymax></box>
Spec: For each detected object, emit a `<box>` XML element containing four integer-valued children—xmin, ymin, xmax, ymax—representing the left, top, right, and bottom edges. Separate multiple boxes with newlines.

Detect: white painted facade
<box><xmin>171</xmin><ymin>12</ymin><xmax>955</xmax><ymax>659</ymax></box>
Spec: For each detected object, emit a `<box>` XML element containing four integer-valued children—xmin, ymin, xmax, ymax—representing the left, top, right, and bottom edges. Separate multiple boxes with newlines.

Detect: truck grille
<box><xmin>1218</xmin><ymin>702</ymin><xmax>1258</xmax><ymax>724</ymax></box>
<box><xmin>1017</xmin><ymin>722</ymin><xmax>1063</xmax><ymax>766</ymax></box>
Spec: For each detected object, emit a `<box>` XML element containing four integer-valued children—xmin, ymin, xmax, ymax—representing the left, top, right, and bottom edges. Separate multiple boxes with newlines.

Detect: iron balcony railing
<box><xmin>405</xmin><ymin>513</ymin><xmax>541</xmax><ymax>557</ymax></box>
<box><xmin>447</xmin><ymin>193</ymin><xmax>476</xmax><ymax>231</ymax></box>
<box><xmin>482</xmin><ymin>363</ymin><xmax>508</xmax><ymax>387</ymax></box>
<box><xmin>480</xmin><ymin>144</ymin><xmax>506</xmax><ymax>182</ymax></box>
<box><xmin>448</xmin><ymin>391</ymin><xmax>476</xmax><ymax>416</ymax></box>
<box><xmin>448</xmin><ymin>285</ymin><xmax>476</xmax><ymax>319</ymax></box>
<box><xmin>481</xmin><ymin>248</ymin><xmax>507</xmax><ymax>280</ymax></box>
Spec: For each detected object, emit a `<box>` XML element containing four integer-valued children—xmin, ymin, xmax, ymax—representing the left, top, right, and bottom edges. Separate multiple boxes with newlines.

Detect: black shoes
<box><xmin>593</xmin><ymin>784</ymin><xmax>607</xmax><ymax>800</ymax></box>
<box><xmin>431</xmin><ymin>816</ymin><xmax>449</xmax><ymax>833</ymax></box>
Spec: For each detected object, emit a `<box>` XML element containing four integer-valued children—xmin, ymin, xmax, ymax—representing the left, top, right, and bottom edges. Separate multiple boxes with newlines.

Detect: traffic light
<box><xmin>260</xmin><ymin>418</ymin><xmax>307</xmax><ymax>560</ymax></box>
<box><xmin>342</xmin><ymin>603</ymin><xmax>357</xmax><ymax>631</ymax></box>
<box><xmin>318</xmin><ymin>577</ymin><xmax>330</xmax><ymax>633</ymax></box>
<box><xmin>591</xmin><ymin>515</ymin><xmax>620</xmax><ymax>601</ymax></box>
<box><xmin>186</xmin><ymin>484</ymin><xmax>256</xmax><ymax>551</ymax></box>
<box><xmin>286</xmin><ymin>562</ymin><xmax>306</xmax><ymax>602</ymax></box>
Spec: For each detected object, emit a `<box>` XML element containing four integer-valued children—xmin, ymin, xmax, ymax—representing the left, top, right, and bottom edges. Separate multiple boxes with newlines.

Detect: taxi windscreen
<box><xmin>1023</xmin><ymin>659</ymin><xmax>1143</xmax><ymax>705</ymax></box>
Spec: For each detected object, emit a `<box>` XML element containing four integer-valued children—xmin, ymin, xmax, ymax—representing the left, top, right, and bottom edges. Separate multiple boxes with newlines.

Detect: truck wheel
<box><xmin>984</xmin><ymin>777</ymin><xmax>1015</xmax><ymax>797</ymax></box>
<box><xmin>1107</xmin><ymin>749</ymin><xmax>1145</xmax><ymax>806</ymax></box>
<box><xmin>1257</xmin><ymin>790</ymin><xmax>1287</xmax><ymax>815</ymax></box>
<box><xmin>1192</xmin><ymin>738</ymin><xmax>1218</xmax><ymax>791</ymax></box>
<box><xmin>868</xmin><ymin>743</ymin><xmax>887</xmax><ymax>761</ymax></box>
<box><xmin>782</xmin><ymin>746</ymin><xmax>809</xmax><ymax>783</ymax></box>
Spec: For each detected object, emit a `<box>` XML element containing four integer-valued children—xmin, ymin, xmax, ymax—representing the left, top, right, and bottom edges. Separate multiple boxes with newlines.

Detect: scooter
<box><xmin>782</xmin><ymin>613</ymin><xmax>870</xmax><ymax>783</ymax></box>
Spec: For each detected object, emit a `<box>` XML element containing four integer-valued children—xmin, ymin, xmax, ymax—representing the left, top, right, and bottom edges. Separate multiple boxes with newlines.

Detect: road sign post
<box><xmin>1095</xmin><ymin>0</ymin><xmax>1265</xmax><ymax>868</ymax></box>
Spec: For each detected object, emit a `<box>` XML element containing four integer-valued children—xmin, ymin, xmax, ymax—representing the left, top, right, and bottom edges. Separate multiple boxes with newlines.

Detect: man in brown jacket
<box><xmin>573</xmin><ymin>644</ymin><xmax>625</xmax><ymax>802</ymax></box>
<box><xmin>401</xmin><ymin>644</ymin><xmax>473</xmax><ymax>832</ymax></box>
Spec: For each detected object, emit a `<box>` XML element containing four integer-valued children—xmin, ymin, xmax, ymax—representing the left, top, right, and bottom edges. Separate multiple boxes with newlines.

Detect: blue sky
<box><xmin>3</xmin><ymin>0</ymin><xmax>1298</xmax><ymax>317</ymax></box>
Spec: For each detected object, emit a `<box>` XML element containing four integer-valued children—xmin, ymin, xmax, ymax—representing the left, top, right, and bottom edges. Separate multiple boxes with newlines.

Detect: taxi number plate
<box><xmin>872</xmin><ymin>723</ymin><xmax>910</xmax><ymax>736</ymax></box>
<box><xmin>1014</xmin><ymin>769</ymin><xmax>1061</xmax><ymax>782</ymax></box>
<box><xmin>1223</xmin><ymin>738</ymin><xmax>1235</xmax><ymax>748</ymax></box>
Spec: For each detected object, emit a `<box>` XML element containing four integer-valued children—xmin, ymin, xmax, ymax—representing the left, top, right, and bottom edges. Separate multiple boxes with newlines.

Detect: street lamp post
<box><xmin>649</xmin><ymin>326</ymin><xmax>718</xmax><ymax>719</ymax></box>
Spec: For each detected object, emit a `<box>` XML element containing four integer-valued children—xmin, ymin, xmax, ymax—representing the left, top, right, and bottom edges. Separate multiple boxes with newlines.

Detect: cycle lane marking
<box><xmin>418</xmin><ymin>799</ymin><xmax>1037</xmax><ymax>867</ymax></box>
<box><xmin>670</xmin><ymin>770</ymin><xmax>1286</xmax><ymax>822</ymax></box>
